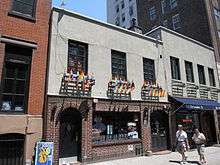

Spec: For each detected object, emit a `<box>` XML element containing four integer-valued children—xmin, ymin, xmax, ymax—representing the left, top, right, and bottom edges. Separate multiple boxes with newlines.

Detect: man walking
<box><xmin>176</xmin><ymin>125</ymin><xmax>190</xmax><ymax>165</ymax></box>
<box><xmin>192</xmin><ymin>128</ymin><xmax>207</xmax><ymax>164</ymax></box>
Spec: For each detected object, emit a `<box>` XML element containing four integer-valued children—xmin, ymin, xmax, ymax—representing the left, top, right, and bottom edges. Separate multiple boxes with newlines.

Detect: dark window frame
<box><xmin>0</xmin><ymin>45</ymin><xmax>32</xmax><ymax>114</ymax></box>
<box><xmin>111</xmin><ymin>50</ymin><xmax>127</xmax><ymax>80</ymax></box>
<box><xmin>9</xmin><ymin>0</ymin><xmax>38</xmax><ymax>21</ymax></box>
<box><xmin>197</xmin><ymin>64</ymin><xmax>206</xmax><ymax>85</ymax></box>
<box><xmin>185</xmin><ymin>61</ymin><xmax>194</xmax><ymax>83</ymax></box>
<box><xmin>208</xmin><ymin>68</ymin><xmax>216</xmax><ymax>87</ymax></box>
<box><xmin>68</xmin><ymin>40</ymin><xmax>88</xmax><ymax>74</ymax></box>
<box><xmin>170</xmin><ymin>56</ymin><xmax>181</xmax><ymax>80</ymax></box>
<box><xmin>143</xmin><ymin>58</ymin><xmax>156</xmax><ymax>82</ymax></box>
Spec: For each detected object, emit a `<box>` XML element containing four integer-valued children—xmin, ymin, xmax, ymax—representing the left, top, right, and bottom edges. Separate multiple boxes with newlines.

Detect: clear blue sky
<box><xmin>52</xmin><ymin>0</ymin><xmax>107</xmax><ymax>21</ymax></box>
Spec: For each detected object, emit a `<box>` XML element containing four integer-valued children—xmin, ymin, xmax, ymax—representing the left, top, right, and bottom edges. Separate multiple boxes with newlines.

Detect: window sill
<box><xmin>0</xmin><ymin>110</ymin><xmax>26</xmax><ymax>115</ymax></box>
<box><xmin>92</xmin><ymin>139</ymin><xmax>142</xmax><ymax>147</ymax></box>
<box><xmin>8</xmin><ymin>11</ymin><xmax>36</xmax><ymax>22</ymax></box>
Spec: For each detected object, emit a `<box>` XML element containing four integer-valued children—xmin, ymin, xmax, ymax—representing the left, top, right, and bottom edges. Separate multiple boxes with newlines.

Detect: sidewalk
<box><xmin>89</xmin><ymin>147</ymin><xmax>220</xmax><ymax>165</ymax></box>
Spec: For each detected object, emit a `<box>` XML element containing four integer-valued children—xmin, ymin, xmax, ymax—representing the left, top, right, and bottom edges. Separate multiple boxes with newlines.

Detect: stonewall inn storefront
<box><xmin>44</xmin><ymin>62</ymin><xmax>171</xmax><ymax>164</ymax></box>
<box><xmin>45</xmin><ymin>92</ymin><xmax>170</xmax><ymax>164</ymax></box>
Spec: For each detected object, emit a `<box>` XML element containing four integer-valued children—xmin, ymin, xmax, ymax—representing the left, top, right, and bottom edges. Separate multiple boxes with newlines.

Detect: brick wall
<box><xmin>0</xmin><ymin>0</ymin><xmax>51</xmax><ymax>115</ymax></box>
<box><xmin>136</xmin><ymin>0</ymin><xmax>212</xmax><ymax>46</ymax></box>
<box><xmin>45</xmin><ymin>96</ymin><xmax>169</xmax><ymax>164</ymax></box>
<box><xmin>0</xmin><ymin>43</ymin><xmax>5</xmax><ymax>82</ymax></box>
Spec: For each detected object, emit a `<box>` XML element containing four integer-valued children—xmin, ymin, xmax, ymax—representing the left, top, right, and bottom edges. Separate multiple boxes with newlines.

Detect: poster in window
<box><xmin>2</xmin><ymin>101</ymin><xmax>11</xmax><ymax>111</ymax></box>
<box><xmin>35</xmin><ymin>142</ymin><xmax>54</xmax><ymax>165</ymax></box>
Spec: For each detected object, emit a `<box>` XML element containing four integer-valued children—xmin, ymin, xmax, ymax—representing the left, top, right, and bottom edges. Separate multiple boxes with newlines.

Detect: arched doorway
<box><xmin>150</xmin><ymin>110</ymin><xmax>169</xmax><ymax>151</ymax></box>
<box><xmin>59</xmin><ymin>108</ymin><xmax>82</xmax><ymax>164</ymax></box>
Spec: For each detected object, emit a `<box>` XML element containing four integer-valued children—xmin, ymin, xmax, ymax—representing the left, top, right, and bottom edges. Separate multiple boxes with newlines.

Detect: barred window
<box><xmin>143</xmin><ymin>58</ymin><xmax>155</xmax><ymax>82</ymax></box>
<box><xmin>170</xmin><ymin>56</ymin><xmax>181</xmax><ymax>80</ymax></box>
<box><xmin>185</xmin><ymin>61</ymin><xmax>194</xmax><ymax>83</ymax></box>
<box><xmin>197</xmin><ymin>64</ymin><xmax>206</xmax><ymax>85</ymax></box>
<box><xmin>208</xmin><ymin>68</ymin><xmax>216</xmax><ymax>87</ymax></box>
<box><xmin>68</xmin><ymin>41</ymin><xmax>88</xmax><ymax>73</ymax></box>
<box><xmin>111</xmin><ymin>50</ymin><xmax>127</xmax><ymax>80</ymax></box>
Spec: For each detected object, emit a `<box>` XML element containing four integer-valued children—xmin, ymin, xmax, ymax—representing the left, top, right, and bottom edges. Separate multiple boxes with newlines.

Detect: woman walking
<box><xmin>192</xmin><ymin>128</ymin><xmax>207</xmax><ymax>164</ymax></box>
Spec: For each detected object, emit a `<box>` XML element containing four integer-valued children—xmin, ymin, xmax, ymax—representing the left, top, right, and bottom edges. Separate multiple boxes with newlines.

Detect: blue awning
<box><xmin>173</xmin><ymin>97</ymin><xmax>220</xmax><ymax>111</ymax></box>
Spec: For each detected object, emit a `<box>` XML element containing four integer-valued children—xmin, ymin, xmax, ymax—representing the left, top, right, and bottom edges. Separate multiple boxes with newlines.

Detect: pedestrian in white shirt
<box><xmin>176</xmin><ymin>125</ymin><xmax>190</xmax><ymax>165</ymax></box>
<box><xmin>192</xmin><ymin>128</ymin><xmax>207</xmax><ymax>164</ymax></box>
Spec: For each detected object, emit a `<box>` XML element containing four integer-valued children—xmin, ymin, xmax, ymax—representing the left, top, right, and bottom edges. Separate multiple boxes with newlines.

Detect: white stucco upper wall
<box><xmin>159</xmin><ymin>28</ymin><xmax>219</xmax><ymax>96</ymax></box>
<box><xmin>47</xmin><ymin>8</ymin><xmax>167</xmax><ymax>101</ymax></box>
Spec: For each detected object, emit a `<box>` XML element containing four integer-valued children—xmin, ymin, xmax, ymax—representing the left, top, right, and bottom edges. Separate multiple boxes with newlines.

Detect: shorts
<box><xmin>177</xmin><ymin>141</ymin><xmax>187</xmax><ymax>153</ymax></box>
<box><xmin>197</xmin><ymin>144</ymin><xmax>205</xmax><ymax>156</ymax></box>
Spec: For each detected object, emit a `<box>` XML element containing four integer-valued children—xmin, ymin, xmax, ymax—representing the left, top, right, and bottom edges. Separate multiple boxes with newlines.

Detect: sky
<box><xmin>52</xmin><ymin>0</ymin><xmax>107</xmax><ymax>22</ymax></box>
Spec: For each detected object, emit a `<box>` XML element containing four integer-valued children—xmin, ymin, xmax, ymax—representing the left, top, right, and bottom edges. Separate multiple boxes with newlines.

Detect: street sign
<box><xmin>35</xmin><ymin>142</ymin><xmax>54</xmax><ymax>165</ymax></box>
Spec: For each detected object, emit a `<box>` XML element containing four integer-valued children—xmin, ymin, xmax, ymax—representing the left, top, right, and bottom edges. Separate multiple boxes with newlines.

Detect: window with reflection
<box><xmin>0</xmin><ymin>45</ymin><xmax>32</xmax><ymax>113</ymax></box>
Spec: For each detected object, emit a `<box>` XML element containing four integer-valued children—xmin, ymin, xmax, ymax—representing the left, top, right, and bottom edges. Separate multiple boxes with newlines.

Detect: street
<box><xmin>90</xmin><ymin>147</ymin><xmax>220</xmax><ymax>165</ymax></box>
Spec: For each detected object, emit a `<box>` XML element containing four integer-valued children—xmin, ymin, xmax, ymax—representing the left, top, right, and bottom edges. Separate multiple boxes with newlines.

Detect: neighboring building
<box><xmin>107</xmin><ymin>0</ymin><xmax>220</xmax><ymax>76</ymax></box>
<box><xmin>147</xmin><ymin>26</ymin><xmax>220</xmax><ymax>148</ymax></box>
<box><xmin>107</xmin><ymin>0</ymin><xmax>138</xmax><ymax>28</ymax></box>
<box><xmin>0</xmin><ymin>0</ymin><xmax>51</xmax><ymax>164</ymax></box>
<box><xmin>46</xmin><ymin>7</ymin><xmax>170</xmax><ymax>164</ymax></box>
<box><xmin>205</xmin><ymin>0</ymin><xmax>220</xmax><ymax>74</ymax></box>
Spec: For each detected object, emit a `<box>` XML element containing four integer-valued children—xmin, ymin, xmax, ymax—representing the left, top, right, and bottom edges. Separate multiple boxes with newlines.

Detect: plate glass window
<box><xmin>11</xmin><ymin>0</ymin><xmax>36</xmax><ymax>18</ymax></box>
<box><xmin>197</xmin><ymin>65</ymin><xmax>206</xmax><ymax>85</ymax></box>
<box><xmin>170</xmin><ymin>57</ymin><xmax>181</xmax><ymax>80</ymax></box>
<box><xmin>185</xmin><ymin>61</ymin><xmax>194</xmax><ymax>83</ymax></box>
<box><xmin>111</xmin><ymin>50</ymin><xmax>127</xmax><ymax>80</ymax></box>
<box><xmin>208</xmin><ymin>68</ymin><xmax>216</xmax><ymax>87</ymax></box>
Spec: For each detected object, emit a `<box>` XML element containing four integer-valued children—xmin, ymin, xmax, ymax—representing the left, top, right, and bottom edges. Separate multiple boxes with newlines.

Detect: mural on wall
<box><xmin>107</xmin><ymin>77</ymin><xmax>135</xmax><ymax>99</ymax></box>
<box><xmin>141</xmin><ymin>81</ymin><xmax>166</xmax><ymax>101</ymax></box>
<box><xmin>60</xmin><ymin>66</ymin><xmax>95</xmax><ymax>96</ymax></box>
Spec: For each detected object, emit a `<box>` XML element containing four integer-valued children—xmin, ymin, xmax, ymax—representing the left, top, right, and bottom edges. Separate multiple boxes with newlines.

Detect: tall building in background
<box><xmin>107</xmin><ymin>0</ymin><xmax>138</xmax><ymax>28</ymax></box>
<box><xmin>107</xmin><ymin>0</ymin><xmax>220</xmax><ymax>70</ymax></box>
<box><xmin>0</xmin><ymin>0</ymin><xmax>51</xmax><ymax>164</ymax></box>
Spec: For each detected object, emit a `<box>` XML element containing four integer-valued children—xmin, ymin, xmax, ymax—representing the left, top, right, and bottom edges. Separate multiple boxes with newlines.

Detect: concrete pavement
<box><xmin>89</xmin><ymin>147</ymin><xmax>220</xmax><ymax>165</ymax></box>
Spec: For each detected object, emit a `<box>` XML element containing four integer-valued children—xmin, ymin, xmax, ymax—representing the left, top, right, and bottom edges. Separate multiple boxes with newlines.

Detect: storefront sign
<box><xmin>35</xmin><ymin>142</ymin><xmax>54</xmax><ymax>165</ymax></box>
<box><xmin>182</xmin><ymin>119</ymin><xmax>192</xmax><ymax>123</ymax></box>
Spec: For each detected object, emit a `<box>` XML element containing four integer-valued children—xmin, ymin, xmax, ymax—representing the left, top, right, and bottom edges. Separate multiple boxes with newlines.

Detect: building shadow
<box><xmin>169</xmin><ymin>160</ymin><xmax>201</xmax><ymax>165</ymax></box>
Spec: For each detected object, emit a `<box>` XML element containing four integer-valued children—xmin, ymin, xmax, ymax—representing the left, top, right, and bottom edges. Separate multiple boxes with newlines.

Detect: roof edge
<box><xmin>52</xmin><ymin>7</ymin><xmax>163</xmax><ymax>45</ymax></box>
<box><xmin>146</xmin><ymin>26</ymin><xmax>214</xmax><ymax>51</ymax></box>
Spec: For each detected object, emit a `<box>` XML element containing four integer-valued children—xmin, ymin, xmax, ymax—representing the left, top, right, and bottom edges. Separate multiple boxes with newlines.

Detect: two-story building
<box><xmin>0</xmin><ymin>0</ymin><xmax>51</xmax><ymax>164</ymax></box>
<box><xmin>45</xmin><ymin>8</ymin><xmax>171</xmax><ymax>164</ymax></box>
<box><xmin>147</xmin><ymin>26</ymin><xmax>220</xmax><ymax>149</ymax></box>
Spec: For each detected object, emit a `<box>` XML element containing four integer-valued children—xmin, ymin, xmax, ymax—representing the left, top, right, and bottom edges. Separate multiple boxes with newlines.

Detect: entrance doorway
<box><xmin>150</xmin><ymin>111</ymin><xmax>169</xmax><ymax>151</ymax></box>
<box><xmin>59</xmin><ymin>108</ymin><xmax>82</xmax><ymax>164</ymax></box>
<box><xmin>201</xmin><ymin>111</ymin><xmax>217</xmax><ymax>145</ymax></box>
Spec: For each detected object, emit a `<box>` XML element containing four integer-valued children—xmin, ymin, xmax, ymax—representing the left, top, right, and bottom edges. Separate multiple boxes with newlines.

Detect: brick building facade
<box><xmin>45</xmin><ymin>8</ymin><xmax>171</xmax><ymax>164</ymax></box>
<box><xmin>0</xmin><ymin>0</ymin><xmax>51</xmax><ymax>164</ymax></box>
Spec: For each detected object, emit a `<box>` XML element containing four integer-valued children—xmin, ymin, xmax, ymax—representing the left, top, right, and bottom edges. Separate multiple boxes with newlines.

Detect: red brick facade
<box><xmin>45</xmin><ymin>96</ymin><xmax>170</xmax><ymax>164</ymax></box>
<box><xmin>0</xmin><ymin>0</ymin><xmax>51</xmax><ymax>115</ymax></box>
